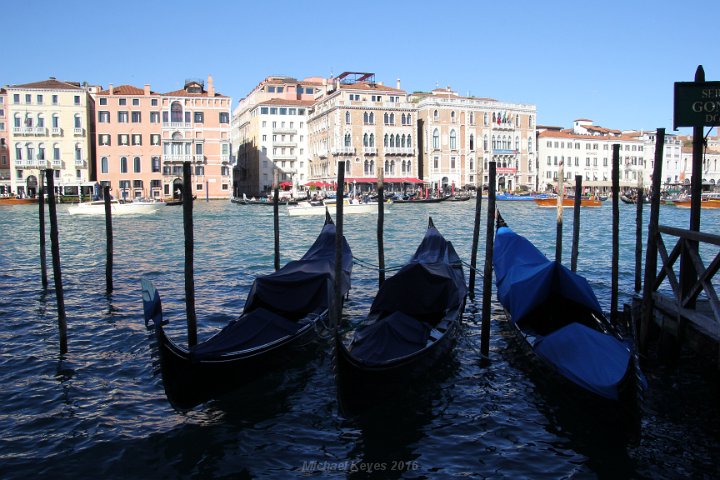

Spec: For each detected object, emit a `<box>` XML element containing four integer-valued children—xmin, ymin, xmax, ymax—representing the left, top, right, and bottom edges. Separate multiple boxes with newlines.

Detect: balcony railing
<box><xmin>51</xmin><ymin>127</ymin><xmax>62</xmax><ymax>136</ymax></box>
<box><xmin>332</xmin><ymin>146</ymin><xmax>356</xmax><ymax>155</ymax></box>
<box><xmin>163</xmin><ymin>122</ymin><xmax>192</xmax><ymax>129</ymax></box>
<box><xmin>162</xmin><ymin>154</ymin><xmax>204</xmax><ymax>163</ymax></box>
<box><xmin>272</xmin><ymin>127</ymin><xmax>297</xmax><ymax>134</ymax></box>
<box><xmin>273</xmin><ymin>153</ymin><xmax>297</xmax><ymax>160</ymax></box>
<box><xmin>12</xmin><ymin>127</ymin><xmax>35</xmax><ymax>135</ymax></box>
<box><xmin>51</xmin><ymin>160</ymin><xmax>62</xmax><ymax>168</ymax></box>
<box><xmin>363</xmin><ymin>147</ymin><xmax>377</xmax><ymax>155</ymax></box>
<box><xmin>73</xmin><ymin>128</ymin><xmax>85</xmax><ymax>136</ymax></box>
<box><xmin>74</xmin><ymin>159</ymin><xmax>87</xmax><ymax>167</ymax></box>
<box><xmin>384</xmin><ymin>147</ymin><xmax>415</xmax><ymax>155</ymax></box>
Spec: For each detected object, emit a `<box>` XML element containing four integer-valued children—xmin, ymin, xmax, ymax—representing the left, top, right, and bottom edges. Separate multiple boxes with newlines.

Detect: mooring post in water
<box><xmin>571</xmin><ymin>175</ymin><xmax>582</xmax><ymax>272</ymax></box>
<box><xmin>641</xmin><ymin>128</ymin><xmax>665</xmax><ymax>352</ymax></box>
<box><xmin>103</xmin><ymin>185</ymin><xmax>113</xmax><ymax>293</ymax></box>
<box><xmin>39</xmin><ymin>170</ymin><xmax>48</xmax><ymax>289</ymax></box>
<box><xmin>273</xmin><ymin>171</ymin><xmax>280</xmax><ymax>272</ymax></box>
<box><xmin>45</xmin><ymin>170</ymin><xmax>67</xmax><ymax>354</ymax></box>
<box><xmin>333</xmin><ymin>161</ymin><xmax>346</xmax><ymax>330</ymax></box>
<box><xmin>555</xmin><ymin>160</ymin><xmax>564</xmax><ymax>263</ymax></box>
<box><xmin>480</xmin><ymin>162</ymin><xmax>496</xmax><ymax>359</ymax></box>
<box><xmin>182</xmin><ymin>161</ymin><xmax>197</xmax><ymax>348</ymax></box>
<box><xmin>634</xmin><ymin>175</ymin><xmax>644</xmax><ymax>294</ymax></box>
<box><xmin>377</xmin><ymin>166</ymin><xmax>385</xmax><ymax>287</ymax></box>
<box><xmin>469</xmin><ymin>162</ymin><xmax>484</xmax><ymax>299</ymax></box>
<box><xmin>611</xmin><ymin>144</ymin><xmax>620</xmax><ymax>325</ymax></box>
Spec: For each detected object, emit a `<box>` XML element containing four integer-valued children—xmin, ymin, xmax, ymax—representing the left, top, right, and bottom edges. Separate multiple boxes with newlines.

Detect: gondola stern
<box><xmin>141</xmin><ymin>278</ymin><xmax>165</xmax><ymax>330</ymax></box>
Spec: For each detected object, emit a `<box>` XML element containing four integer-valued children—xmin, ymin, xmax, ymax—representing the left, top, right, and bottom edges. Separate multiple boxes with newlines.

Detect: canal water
<box><xmin>0</xmin><ymin>200</ymin><xmax>718</xmax><ymax>478</ymax></box>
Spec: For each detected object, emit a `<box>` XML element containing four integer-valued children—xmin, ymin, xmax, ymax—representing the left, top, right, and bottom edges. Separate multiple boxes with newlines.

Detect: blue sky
<box><xmin>4</xmin><ymin>0</ymin><xmax>718</xmax><ymax>133</ymax></box>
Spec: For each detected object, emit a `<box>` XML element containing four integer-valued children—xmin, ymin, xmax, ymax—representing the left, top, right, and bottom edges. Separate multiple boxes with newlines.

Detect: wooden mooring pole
<box><xmin>571</xmin><ymin>175</ymin><xmax>582</xmax><ymax>272</ymax></box>
<box><xmin>640</xmin><ymin>128</ymin><xmax>665</xmax><ymax>352</ymax></box>
<box><xmin>103</xmin><ymin>185</ymin><xmax>113</xmax><ymax>293</ymax></box>
<box><xmin>45</xmin><ymin>170</ymin><xmax>67</xmax><ymax>354</ymax></box>
<box><xmin>333</xmin><ymin>161</ymin><xmax>346</xmax><ymax>330</ymax></box>
<box><xmin>611</xmin><ymin>144</ymin><xmax>620</xmax><ymax>324</ymax></box>
<box><xmin>469</xmin><ymin>162</ymin><xmax>484</xmax><ymax>299</ymax></box>
<box><xmin>634</xmin><ymin>175</ymin><xmax>644</xmax><ymax>293</ymax></box>
<box><xmin>555</xmin><ymin>161</ymin><xmax>564</xmax><ymax>263</ymax></box>
<box><xmin>182</xmin><ymin>161</ymin><xmax>197</xmax><ymax>348</ymax></box>
<box><xmin>377</xmin><ymin>167</ymin><xmax>385</xmax><ymax>287</ymax></box>
<box><xmin>480</xmin><ymin>162</ymin><xmax>496</xmax><ymax>359</ymax></box>
<box><xmin>273</xmin><ymin>172</ymin><xmax>280</xmax><ymax>272</ymax></box>
<box><xmin>38</xmin><ymin>170</ymin><xmax>48</xmax><ymax>289</ymax></box>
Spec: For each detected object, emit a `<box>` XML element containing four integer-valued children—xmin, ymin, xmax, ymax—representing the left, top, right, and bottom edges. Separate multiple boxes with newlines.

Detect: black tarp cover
<box><xmin>191</xmin><ymin>222</ymin><xmax>352</xmax><ymax>359</ymax></box>
<box><xmin>349</xmin><ymin>225</ymin><xmax>466</xmax><ymax>363</ymax></box>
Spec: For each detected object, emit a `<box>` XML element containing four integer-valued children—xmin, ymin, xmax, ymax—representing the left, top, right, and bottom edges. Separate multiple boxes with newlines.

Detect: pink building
<box><xmin>94</xmin><ymin>76</ymin><xmax>232</xmax><ymax>200</ymax></box>
<box><xmin>0</xmin><ymin>88</ymin><xmax>8</xmax><ymax>194</ymax></box>
<box><xmin>95</xmin><ymin>84</ymin><xmax>163</xmax><ymax>199</ymax></box>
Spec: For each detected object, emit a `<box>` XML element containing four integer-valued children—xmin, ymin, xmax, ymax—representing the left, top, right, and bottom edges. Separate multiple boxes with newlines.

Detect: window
<box><xmin>450</xmin><ymin>130</ymin><xmax>457</xmax><ymax>150</ymax></box>
<box><xmin>133</xmin><ymin>157</ymin><xmax>141</xmax><ymax>173</ymax></box>
<box><xmin>120</xmin><ymin>157</ymin><xmax>128</xmax><ymax>173</ymax></box>
<box><xmin>52</xmin><ymin>95</ymin><xmax>58</xmax><ymax>105</ymax></box>
<box><xmin>37</xmin><ymin>95</ymin><xmax>43</xmax><ymax>104</ymax></box>
<box><xmin>13</xmin><ymin>94</ymin><xmax>19</xmax><ymax>104</ymax></box>
<box><xmin>219</xmin><ymin>112</ymin><xmax>229</xmax><ymax>123</ymax></box>
<box><xmin>345</xmin><ymin>111</ymin><xmax>350</xmax><ymax>124</ymax></box>
<box><xmin>171</xmin><ymin>102</ymin><xmax>183</xmax><ymax>122</ymax></box>
<box><xmin>101</xmin><ymin>157</ymin><xmax>109</xmax><ymax>173</ymax></box>
<box><xmin>151</xmin><ymin>99</ymin><xmax>158</xmax><ymax>106</ymax></box>
<box><xmin>195</xmin><ymin>143</ymin><xmax>203</xmax><ymax>155</ymax></box>
<box><xmin>74</xmin><ymin>95</ymin><xmax>80</xmax><ymax>105</ymax></box>
<box><xmin>118</xmin><ymin>111</ymin><xmax>128</xmax><ymax>123</ymax></box>
<box><xmin>194</xmin><ymin>112</ymin><xmax>204</xmax><ymax>123</ymax></box>
<box><xmin>74</xmin><ymin>115</ymin><xmax>82</xmax><ymax>129</ymax></box>
<box><xmin>152</xmin><ymin>157</ymin><xmax>161</xmax><ymax>172</ymax></box>
<box><xmin>432</xmin><ymin>129</ymin><xmax>439</xmax><ymax>150</ymax></box>
<box><xmin>132</xmin><ymin>134</ymin><xmax>142</xmax><ymax>145</ymax></box>
<box><xmin>119</xmin><ymin>98</ymin><xmax>127</xmax><ymax>106</ymax></box>
<box><xmin>150</xmin><ymin>112</ymin><xmax>160</xmax><ymax>123</ymax></box>
<box><xmin>433</xmin><ymin>156</ymin><xmax>439</xmax><ymax>169</ymax></box>
<box><xmin>99</xmin><ymin>134</ymin><xmax>111</xmax><ymax>146</ymax></box>
<box><xmin>132</xmin><ymin>98</ymin><xmax>139</xmax><ymax>106</ymax></box>
<box><xmin>119</xmin><ymin>134</ymin><xmax>129</xmax><ymax>145</ymax></box>
<box><xmin>25</xmin><ymin>94</ymin><xmax>31</xmax><ymax>104</ymax></box>
<box><xmin>131</xmin><ymin>111</ymin><xmax>141</xmax><ymax>123</ymax></box>
<box><xmin>195</xmin><ymin>165</ymin><xmax>204</xmax><ymax>175</ymax></box>
<box><xmin>151</xmin><ymin>134</ymin><xmax>160</xmax><ymax>145</ymax></box>
<box><xmin>53</xmin><ymin>145</ymin><xmax>60</xmax><ymax>160</ymax></box>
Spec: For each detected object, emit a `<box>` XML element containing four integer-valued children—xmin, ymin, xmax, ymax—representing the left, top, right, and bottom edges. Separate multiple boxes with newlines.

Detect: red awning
<box><xmin>343</xmin><ymin>177</ymin><xmax>426</xmax><ymax>184</ymax></box>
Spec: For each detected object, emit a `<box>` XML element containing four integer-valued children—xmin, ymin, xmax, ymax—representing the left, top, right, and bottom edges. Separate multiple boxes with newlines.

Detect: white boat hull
<box><xmin>287</xmin><ymin>202</ymin><xmax>378</xmax><ymax>216</ymax></box>
<box><xmin>67</xmin><ymin>201</ymin><xmax>160</xmax><ymax>216</ymax></box>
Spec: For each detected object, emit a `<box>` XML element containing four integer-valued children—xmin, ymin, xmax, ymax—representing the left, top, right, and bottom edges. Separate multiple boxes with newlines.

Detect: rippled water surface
<box><xmin>1</xmin><ymin>200</ymin><xmax>718</xmax><ymax>479</ymax></box>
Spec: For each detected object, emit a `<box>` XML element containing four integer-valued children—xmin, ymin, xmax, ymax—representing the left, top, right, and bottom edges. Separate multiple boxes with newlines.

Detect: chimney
<box><xmin>144</xmin><ymin>84</ymin><xmax>150</xmax><ymax>95</ymax></box>
<box><xmin>109</xmin><ymin>83</ymin><xmax>114</xmax><ymax>95</ymax></box>
<box><xmin>207</xmin><ymin>75</ymin><xmax>215</xmax><ymax>97</ymax></box>
<box><xmin>397</xmin><ymin>78</ymin><xmax>401</xmax><ymax>90</ymax></box>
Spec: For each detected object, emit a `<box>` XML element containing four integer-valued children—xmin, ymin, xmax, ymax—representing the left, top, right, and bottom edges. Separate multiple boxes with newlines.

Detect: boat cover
<box><xmin>493</xmin><ymin>226</ymin><xmax>603</xmax><ymax>324</ymax></box>
<box><xmin>534</xmin><ymin>322</ymin><xmax>631</xmax><ymax>400</ymax></box>
<box><xmin>349</xmin><ymin>225</ymin><xmax>466</xmax><ymax>363</ymax></box>
<box><xmin>190</xmin><ymin>222</ymin><xmax>352</xmax><ymax>359</ymax></box>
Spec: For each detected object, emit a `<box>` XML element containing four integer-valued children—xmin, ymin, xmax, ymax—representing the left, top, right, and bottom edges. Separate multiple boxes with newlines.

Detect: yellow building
<box><xmin>5</xmin><ymin>78</ymin><xmax>94</xmax><ymax>197</ymax></box>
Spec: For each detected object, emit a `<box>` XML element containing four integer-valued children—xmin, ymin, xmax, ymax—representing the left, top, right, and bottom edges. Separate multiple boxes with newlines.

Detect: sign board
<box><xmin>674</xmin><ymin>81</ymin><xmax>720</xmax><ymax>128</ymax></box>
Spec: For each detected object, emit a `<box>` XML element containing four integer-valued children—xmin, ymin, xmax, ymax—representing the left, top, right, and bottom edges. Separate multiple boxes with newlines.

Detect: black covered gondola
<box><xmin>335</xmin><ymin>217</ymin><xmax>467</xmax><ymax>411</ymax></box>
<box><xmin>142</xmin><ymin>213</ymin><xmax>352</xmax><ymax>409</ymax></box>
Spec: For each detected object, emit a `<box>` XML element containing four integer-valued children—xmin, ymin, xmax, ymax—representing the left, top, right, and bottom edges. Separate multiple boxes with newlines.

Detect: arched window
<box><xmin>15</xmin><ymin>142</ymin><xmax>22</xmax><ymax>160</ymax></box>
<box><xmin>345</xmin><ymin>133</ymin><xmax>351</xmax><ymax>147</ymax></box>
<box><xmin>395</xmin><ymin>134</ymin><xmax>400</xmax><ymax>147</ymax></box>
<box><xmin>407</xmin><ymin>114</ymin><xmax>411</xmax><ymax>125</ymax></box>
<box><xmin>389</xmin><ymin>113</ymin><xmax>395</xmax><ymax>125</ymax></box>
<box><xmin>345</xmin><ymin>111</ymin><xmax>350</xmax><ymax>124</ymax></box>
<box><xmin>401</xmin><ymin>135</ymin><xmax>406</xmax><ymax>148</ymax></box>
<box><xmin>492</xmin><ymin>135</ymin><xmax>496</xmax><ymax>149</ymax></box>
<box><xmin>120</xmin><ymin>156</ymin><xmax>128</xmax><ymax>173</ymax></box>
<box><xmin>101</xmin><ymin>156</ymin><xmax>109</xmax><ymax>173</ymax></box>
<box><xmin>384</xmin><ymin>160</ymin><xmax>390</xmax><ymax>174</ymax></box>
<box><xmin>515</xmin><ymin>136</ymin><xmax>520</xmax><ymax>151</ymax></box>
<box><xmin>451</xmin><ymin>111</ymin><xmax>456</xmax><ymax>123</ymax></box>
<box><xmin>407</xmin><ymin>134</ymin><xmax>412</xmax><ymax>148</ymax></box>
<box><xmin>432</xmin><ymin>129</ymin><xmax>440</xmax><ymax>149</ymax></box>
<box><xmin>37</xmin><ymin>114</ymin><xmax>45</xmax><ymax>128</ymax></box>
<box><xmin>492</xmin><ymin>113</ymin><xmax>496</xmax><ymax>123</ymax></box>
<box><xmin>171</xmin><ymin>102</ymin><xmax>183</xmax><ymax>122</ymax></box>
<box><xmin>134</xmin><ymin>156</ymin><xmax>141</xmax><ymax>173</ymax></box>
<box><xmin>74</xmin><ymin>114</ymin><xmax>81</xmax><ymax>128</ymax></box>
<box><xmin>38</xmin><ymin>143</ymin><xmax>45</xmax><ymax>160</ymax></box>
<box><xmin>528</xmin><ymin>136</ymin><xmax>533</xmax><ymax>153</ymax></box>
<box><xmin>401</xmin><ymin>113</ymin><xmax>406</xmax><ymax>125</ymax></box>
<box><xmin>363</xmin><ymin>133</ymin><xmax>369</xmax><ymax>147</ymax></box>
<box><xmin>469</xmin><ymin>112</ymin><xmax>474</xmax><ymax>125</ymax></box>
<box><xmin>433</xmin><ymin>110</ymin><xmax>439</xmax><ymax>121</ymax></box>
<box><xmin>384</xmin><ymin>112</ymin><xmax>389</xmax><ymax>124</ymax></box>
<box><xmin>26</xmin><ymin>143</ymin><xmax>34</xmax><ymax>160</ymax></box>
<box><xmin>369</xmin><ymin>133</ymin><xmax>375</xmax><ymax>147</ymax></box>
<box><xmin>483</xmin><ymin>112</ymin><xmax>488</xmax><ymax>126</ymax></box>
<box><xmin>14</xmin><ymin>113</ymin><xmax>21</xmax><ymax>128</ymax></box>
<box><xmin>370</xmin><ymin>159</ymin><xmax>375</xmax><ymax>173</ymax></box>
<box><xmin>407</xmin><ymin>160</ymin><xmax>412</xmax><ymax>174</ymax></box>
<box><xmin>483</xmin><ymin>135</ymin><xmax>488</xmax><ymax>151</ymax></box>
<box><xmin>469</xmin><ymin>134</ymin><xmax>474</xmax><ymax>151</ymax></box>
<box><xmin>384</xmin><ymin>133</ymin><xmax>389</xmax><ymax>147</ymax></box>
<box><xmin>390</xmin><ymin>160</ymin><xmax>395</xmax><ymax>174</ymax></box>
<box><xmin>389</xmin><ymin>134</ymin><xmax>395</xmax><ymax>147</ymax></box>
<box><xmin>450</xmin><ymin>130</ymin><xmax>457</xmax><ymax>150</ymax></box>
<box><xmin>364</xmin><ymin>159</ymin><xmax>370</xmax><ymax>174</ymax></box>
<box><xmin>369</xmin><ymin>112</ymin><xmax>374</xmax><ymax>124</ymax></box>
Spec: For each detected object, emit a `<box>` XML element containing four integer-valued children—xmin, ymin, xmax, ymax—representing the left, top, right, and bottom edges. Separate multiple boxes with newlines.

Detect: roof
<box><xmin>339</xmin><ymin>81</ymin><xmax>405</xmax><ymax>94</ymax></box>
<box><xmin>8</xmin><ymin>78</ymin><xmax>83</xmax><ymax>90</ymax></box>
<box><xmin>257</xmin><ymin>98</ymin><xmax>314</xmax><ymax>106</ymax></box>
<box><xmin>96</xmin><ymin>85</ymin><xmax>159</xmax><ymax>96</ymax></box>
<box><xmin>163</xmin><ymin>89</ymin><xmax>228</xmax><ymax>98</ymax></box>
<box><xmin>538</xmin><ymin>129</ymin><xmax>640</xmax><ymax>142</ymax></box>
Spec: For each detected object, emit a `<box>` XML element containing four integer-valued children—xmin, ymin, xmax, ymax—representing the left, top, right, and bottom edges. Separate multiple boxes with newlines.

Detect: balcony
<box><xmin>51</xmin><ymin>127</ymin><xmax>62</xmax><ymax>136</ymax></box>
<box><xmin>363</xmin><ymin>147</ymin><xmax>377</xmax><ymax>155</ymax></box>
<box><xmin>162</xmin><ymin>154</ymin><xmax>203</xmax><ymax>164</ymax></box>
<box><xmin>51</xmin><ymin>160</ymin><xmax>62</xmax><ymax>168</ymax></box>
<box><xmin>384</xmin><ymin>147</ymin><xmax>415</xmax><ymax>156</ymax></box>
<box><xmin>274</xmin><ymin>141</ymin><xmax>297</xmax><ymax>147</ymax></box>
<box><xmin>163</xmin><ymin>122</ymin><xmax>192</xmax><ymax>129</ymax></box>
<box><xmin>12</xmin><ymin>127</ymin><xmax>35</xmax><ymax>136</ymax></box>
<box><xmin>274</xmin><ymin>153</ymin><xmax>297</xmax><ymax>160</ymax></box>
<box><xmin>273</xmin><ymin>127</ymin><xmax>297</xmax><ymax>134</ymax></box>
<box><xmin>74</xmin><ymin>158</ymin><xmax>87</xmax><ymax>167</ymax></box>
<box><xmin>332</xmin><ymin>146</ymin><xmax>356</xmax><ymax>155</ymax></box>
<box><xmin>73</xmin><ymin>128</ymin><xmax>85</xmax><ymax>136</ymax></box>
<box><xmin>492</xmin><ymin>149</ymin><xmax>518</xmax><ymax>156</ymax></box>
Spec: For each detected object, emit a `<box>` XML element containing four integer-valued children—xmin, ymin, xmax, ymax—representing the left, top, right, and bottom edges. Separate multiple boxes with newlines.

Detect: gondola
<box><xmin>230</xmin><ymin>193</ymin><xmax>298</xmax><ymax>206</ymax></box>
<box><xmin>165</xmin><ymin>195</ymin><xmax>197</xmax><ymax>206</ymax></box>
<box><xmin>492</xmin><ymin>212</ymin><xmax>639</xmax><ymax>404</ymax></box>
<box><xmin>391</xmin><ymin>195</ymin><xmax>448</xmax><ymax>204</ymax></box>
<box><xmin>142</xmin><ymin>212</ymin><xmax>352</xmax><ymax>409</ymax></box>
<box><xmin>335</xmin><ymin>217</ymin><xmax>467</xmax><ymax>411</ymax></box>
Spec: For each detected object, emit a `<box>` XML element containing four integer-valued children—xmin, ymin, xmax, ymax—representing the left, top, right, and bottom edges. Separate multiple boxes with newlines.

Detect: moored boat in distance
<box><xmin>672</xmin><ymin>193</ymin><xmax>720</xmax><ymax>209</ymax></box>
<box><xmin>493</xmin><ymin>212</ymin><xmax>640</xmax><ymax>405</ymax></box>
<box><xmin>533</xmin><ymin>196</ymin><xmax>603</xmax><ymax>208</ymax></box>
<box><xmin>335</xmin><ymin>217</ymin><xmax>467</xmax><ymax>412</ymax></box>
<box><xmin>287</xmin><ymin>199</ymin><xmax>379</xmax><ymax>216</ymax></box>
<box><xmin>0</xmin><ymin>196</ymin><xmax>38</xmax><ymax>205</ymax></box>
<box><xmin>67</xmin><ymin>199</ymin><xmax>161</xmax><ymax>215</ymax></box>
<box><xmin>142</xmin><ymin>213</ymin><xmax>352</xmax><ymax>409</ymax></box>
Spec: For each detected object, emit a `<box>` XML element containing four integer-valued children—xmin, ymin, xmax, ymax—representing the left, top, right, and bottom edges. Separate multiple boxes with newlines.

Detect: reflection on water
<box><xmin>0</xmin><ymin>201</ymin><xmax>718</xmax><ymax>478</ymax></box>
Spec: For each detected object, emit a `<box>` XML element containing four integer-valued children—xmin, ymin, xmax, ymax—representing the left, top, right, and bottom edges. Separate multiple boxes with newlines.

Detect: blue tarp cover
<box><xmin>493</xmin><ymin>226</ymin><xmax>603</xmax><ymax>323</ymax></box>
<box><xmin>349</xmin><ymin>225</ymin><xmax>466</xmax><ymax>364</ymax></box>
<box><xmin>535</xmin><ymin>323</ymin><xmax>631</xmax><ymax>400</ymax></box>
<box><xmin>191</xmin><ymin>222</ymin><xmax>352</xmax><ymax>359</ymax></box>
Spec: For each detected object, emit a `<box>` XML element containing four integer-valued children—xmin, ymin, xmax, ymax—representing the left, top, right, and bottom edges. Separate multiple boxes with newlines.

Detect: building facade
<box><xmin>413</xmin><ymin>87</ymin><xmax>537</xmax><ymax>193</ymax></box>
<box><xmin>232</xmin><ymin>75</ymin><xmax>321</xmax><ymax>197</ymax></box>
<box><xmin>4</xmin><ymin>78</ymin><xmax>94</xmax><ymax>197</ymax></box>
<box><xmin>307</xmin><ymin>72</ymin><xmax>419</xmax><ymax>193</ymax></box>
<box><xmin>0</xmin><ymin>89</ymin><xmax>8</xmax><ymax>194</ymax></box>
<box><xmin>536</xmin><ymin>119</ymin><xmax>647</xmax><ymax>192</ymax></box>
